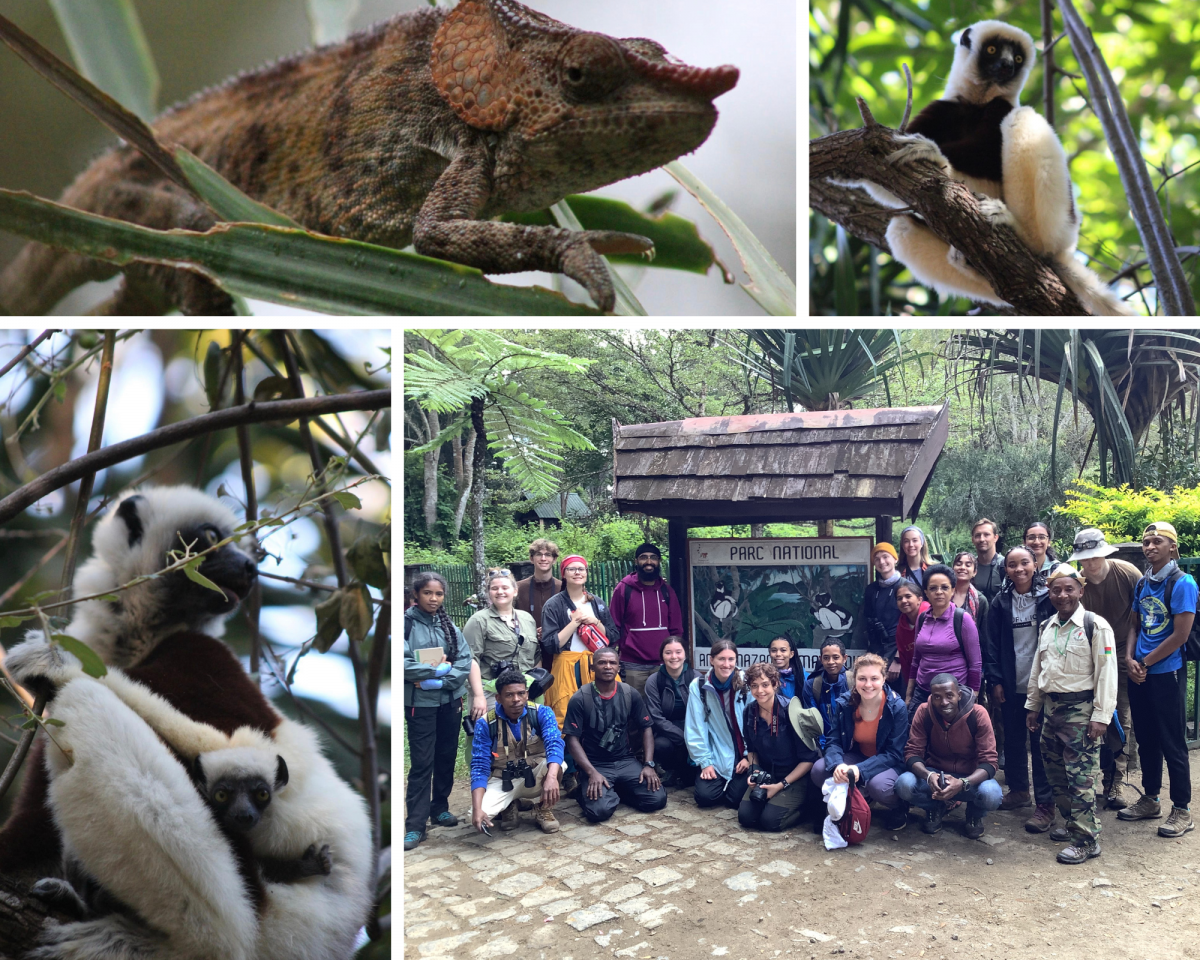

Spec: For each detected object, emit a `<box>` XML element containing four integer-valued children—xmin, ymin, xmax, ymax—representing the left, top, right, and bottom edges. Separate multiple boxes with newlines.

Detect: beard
<box><xmin>639</xmin><ymin>562</ymin><xmax>659</xmax><ymax>578</ymax></box>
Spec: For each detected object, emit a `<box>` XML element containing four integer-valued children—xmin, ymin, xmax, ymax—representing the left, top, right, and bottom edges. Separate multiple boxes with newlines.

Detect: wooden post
<box><xmin>668</xmin><ymin>517</ymin><xmax>690</xmax><ymax>659</ymax></box>
<box><xmin>875</xmin><ymin>515</ymin><xmax>893</xmax><ymax>547</ymax></box>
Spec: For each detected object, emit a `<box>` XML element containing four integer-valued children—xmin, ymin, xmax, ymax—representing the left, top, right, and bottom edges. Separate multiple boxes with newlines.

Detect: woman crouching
<box><xmin>739</xmin><ymin>662</ymin><xmax>820</xmax><ymax>831</ymax></box>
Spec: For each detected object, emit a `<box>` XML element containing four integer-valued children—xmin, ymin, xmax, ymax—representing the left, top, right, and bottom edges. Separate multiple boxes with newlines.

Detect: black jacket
<box><xmin>540</xmin><ymin>590</ymin><xmax>619</xmax><ymax>666</ymax></box>
<box><xmin>862</xmin><ymin>578</ymin><xmax>902</xmax><ymax>662</ymax></box>
<box><xmin>644</xmin><ymin>664</ymin><xmax>699</xmax><ymax>747</ymax></box>
<box><xmin>984</xmin><ymin>580</ymin><xmax>1055</xmax><ymax>693</ymax></box>
<box><xmin>972</xmin><ymin>554</ymin><xmax>1007</xmax><ymax>602</ymax></box>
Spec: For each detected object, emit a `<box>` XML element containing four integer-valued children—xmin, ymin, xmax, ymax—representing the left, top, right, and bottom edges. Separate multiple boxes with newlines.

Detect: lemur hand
<box><xmin>418</xmin><ymin>678</ymin><xmax>444</xmax><ymax>690</ymax></box>
<box><xmin>434</xmin><ymin>662</ymin><xmax>453</xmax><ymax>677</ymax></box>
<box><xmin>5</xmin><ymin>633</ymin><xmax>84</xmax><ymax>694</ymax></box>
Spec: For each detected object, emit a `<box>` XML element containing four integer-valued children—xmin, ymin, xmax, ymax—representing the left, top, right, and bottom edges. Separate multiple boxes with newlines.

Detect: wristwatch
<box><xmin>1137</xmin><ymin>657</ymin><xmax>1148</xmax><ymax>670</ymax></box>
<box><xmin>643</xmin><ymin>760</ymin><xmax>657</xmax><ymax>770</ymax></box>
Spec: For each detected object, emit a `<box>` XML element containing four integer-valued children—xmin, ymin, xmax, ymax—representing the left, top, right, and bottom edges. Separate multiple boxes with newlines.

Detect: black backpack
<box><xmin>1134</xmin><ymin>569</ymin><xmax>1200</xmax><ymax>661</ymax></box>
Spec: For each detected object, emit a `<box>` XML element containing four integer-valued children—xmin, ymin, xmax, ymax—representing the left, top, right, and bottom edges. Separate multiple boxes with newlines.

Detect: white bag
<box><xmin>821</xmin><ymin>777</ymin><xmax>850</xmax><ymax>850</ymax></box>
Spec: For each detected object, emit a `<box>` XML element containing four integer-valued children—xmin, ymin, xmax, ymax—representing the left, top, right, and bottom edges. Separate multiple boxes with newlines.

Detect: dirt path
<box><xmin>403</xmin><ymin>768</ymin><xmax>1200</xmax><ymax>960</ymax></box>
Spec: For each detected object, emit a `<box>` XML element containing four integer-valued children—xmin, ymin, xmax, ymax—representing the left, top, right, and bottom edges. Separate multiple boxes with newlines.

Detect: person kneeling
<box><xmin>739</xmin><ymin>663</ymin><xmax>819</xmax><ymax>831</ymax></box>
<box><xmin>471</xmin><ymin>670</ymin><xmax>565</xmax><ymax>835</ymax></box>
<box><xmin>897</xmin><ymin>674</ymin><xmax>1002</xmax><ymax>839</ymax></box>
<box><xmin>565</xmin><ymin>646</ymin><xmax>667</xmax><ymax>823</ymax></box>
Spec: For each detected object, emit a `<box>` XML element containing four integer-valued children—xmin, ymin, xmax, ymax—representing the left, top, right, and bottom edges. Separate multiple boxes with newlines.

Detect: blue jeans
<box><xmin>895</xmin><ymin>770</ymin><xmax>1003</xmax><ymax>818</ymax></box>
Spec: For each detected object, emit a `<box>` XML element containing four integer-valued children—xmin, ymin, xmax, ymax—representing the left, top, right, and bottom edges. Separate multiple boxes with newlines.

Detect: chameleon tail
<box><xmin>0</xmin><ymin>242</ymin><xmax>117</xmax><ymax>316</ymax></box>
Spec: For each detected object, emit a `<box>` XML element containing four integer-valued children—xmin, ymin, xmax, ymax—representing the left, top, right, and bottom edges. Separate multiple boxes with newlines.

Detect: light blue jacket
<box><xmin>684</xmin><ymin>670</ymin><xmax>751</xmax><ymax>780</ymax></box>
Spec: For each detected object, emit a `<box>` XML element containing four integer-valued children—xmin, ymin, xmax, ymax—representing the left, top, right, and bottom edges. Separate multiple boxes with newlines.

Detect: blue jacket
<box><xmin>823</xmin><ymin>687</ymin><xmax>909</xmax><ymax>783</ymax></box>
<box><xmin>404</xmin><ymin>606</ymin><xmax>473</xmax><ymax>709</ymax></box>
<box><xmin>800</xmin><ymin>667</ymin><xmax>851</xmax><ymax>749</ymax></box>
<box><xmin>684</xmin><ymin>670</ymin><xmax>751</xmax><ymax>780</ymax></box>
<box><xmin>470</xmin><ymin>704</ymin><xmax>564</xmax><ymax>790</ymax></box>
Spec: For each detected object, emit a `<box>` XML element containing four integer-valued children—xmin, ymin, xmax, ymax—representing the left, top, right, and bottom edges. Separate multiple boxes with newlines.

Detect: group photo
<box><xmin>403</xmin><ymin>328</ymin><xmax>1200</xmax><ymax>960</ymax></box>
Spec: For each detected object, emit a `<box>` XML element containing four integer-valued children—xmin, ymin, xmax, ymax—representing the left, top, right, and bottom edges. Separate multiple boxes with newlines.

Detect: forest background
<box><xmin>808</xmin><ymin>0</ymin><xmax>1200</xmax><ymax>316</ymax></box>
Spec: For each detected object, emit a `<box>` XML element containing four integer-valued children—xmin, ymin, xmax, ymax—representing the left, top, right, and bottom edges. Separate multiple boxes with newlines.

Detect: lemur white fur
<box><xmin>844</xmin><ymin>19</ymin><xmax>1133</xmax><ymax>315</ymax></box>
<box><xmin>8</xmin><ymin>638</ymin><xmax>374</xmax><ymax>960</ymax></box>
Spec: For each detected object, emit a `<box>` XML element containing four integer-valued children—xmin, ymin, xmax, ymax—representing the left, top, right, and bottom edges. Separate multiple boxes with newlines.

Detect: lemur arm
<box><xmin>259</xmin><ymin>843</ymin><xmax>333</xmax><ymax>883</ymax></box>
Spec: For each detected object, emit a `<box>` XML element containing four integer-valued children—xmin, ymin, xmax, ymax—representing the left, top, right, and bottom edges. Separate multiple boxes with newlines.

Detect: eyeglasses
<box><xmin>488</xmin><ymin>569</ymin><xmax>513</xmax><ymax>578</ymax></box>
<box><xmin>636</xmin><ymin>554</ymin><xmax>659</xmax><ymax>561</ymax></box>
<box><xmin>1073</xmin><ymin>539</ymin><xmax>1106</xmax><ymax>551</ymax></box>
<box><xmin>1025</xmin><ymin>534</ymin><xmax>1049</xmax><ymax>542</ymax></box>
<box><xmin>563</xmin><ymin>566</ymin><xmax>587</xmax><ymax>574</ymax></box>
<box><xmin>532</xmin><ymin>552</ymin><xmax>556</xmax><ymax>559</ymax></box>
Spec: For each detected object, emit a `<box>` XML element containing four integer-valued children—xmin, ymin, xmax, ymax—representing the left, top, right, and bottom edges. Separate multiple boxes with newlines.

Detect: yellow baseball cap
<box><xmin>1143</xmin><ymin>522</ymin><xmax>1178</xmax><ymax>544</ymax></box>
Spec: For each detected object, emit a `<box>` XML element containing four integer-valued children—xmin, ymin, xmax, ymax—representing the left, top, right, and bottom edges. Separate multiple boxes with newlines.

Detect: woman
<box><xmin>685</xmin><ymin>638</ymin><xmax>752</xmax><ymax>809</ymax></box>
<box><xmin>644</xmin><ymin>636</ymin><xmax>699</xmax><ymax>788</ymax></box>
<box><xmin>739</xmin><ymin>663</ymin><xmax>819</xmax><ymax>832</ymax></box>
<box><xmin>1024</xmin><ymin>521</ymin><xmax>1059</xmax><ymax>572</ymax></box>
<box><xmin>463</xmin><ymin>571</ymin><xmax>539</xmax><ymax>713</ymax></box>
<box><xmin>810</xmin><ymin>653</ymin><xmax>910</xmax><ymax>831</ymax></box>
<box><xmin>899</xmin><ymin>525</ymin><xmax>933</xmax><ymax>586</ymax></box>
<box><xmin>403</xmin><ymin>572</ymin><xmax>474</xmax><ymax>851</ymax></box>
<box><xmin>541</xmin><ymin>555</ymin><xmax>620</xmax><ymax>727</ymax></box>
<box><xmin>951</xmin><ymin>551</ymin><xmax>991</xmax><ymax>651</ymax></box>
<box><xmin>767</xmin><ymin>635</ymin><xmax>803</xmax><ymax>699</ymax></box>
<box><xmin>862</xmin><ymin>542</ymin><xmax>904</xmax><ymax>690</ymax></box>
<box><xmin>985</xmin><ymin>545</ymin><xmax>1057</xmax><ymax>831</ymax></box>
<box><xmin>894</xmin><ymin>580</ymin><xmax>929</xmax><ymax>690</ymax></box>
<box><xmin>905</xmin><ymin>564</ymin><xmax>982</xmax><ymax>719</ymax></box>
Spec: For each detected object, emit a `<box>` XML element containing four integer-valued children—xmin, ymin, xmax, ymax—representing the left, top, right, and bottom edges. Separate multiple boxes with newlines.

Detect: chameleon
<box><xmin>0</xmin><ymin>0</ymin><xmax>739</xmax><ymax>315</ymax></box>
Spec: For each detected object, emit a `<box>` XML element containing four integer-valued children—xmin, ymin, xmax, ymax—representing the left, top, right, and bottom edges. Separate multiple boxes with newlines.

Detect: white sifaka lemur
<box><xmin>0</xmin><ymin>486</ymin><xmax>374</xmax><ymax>960</ymax></box>
<box><xmin>844</xmin><ymin>19</ymin><xmax>1134</xmax><ymax>316</ymax></box>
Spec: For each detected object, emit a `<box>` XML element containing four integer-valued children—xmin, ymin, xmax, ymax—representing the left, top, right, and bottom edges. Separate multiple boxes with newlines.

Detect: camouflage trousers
<box><xmin>1041</xmin><ymin>698</ymin><xmax>1102</xmax><ymax>841</ymax></box>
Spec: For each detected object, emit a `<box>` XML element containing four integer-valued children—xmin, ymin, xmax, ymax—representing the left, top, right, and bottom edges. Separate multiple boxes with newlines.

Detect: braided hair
<box><xmin>411</xmin><ymin>571</ymin><xmax>459</xmax><ymax>658</ymax></box>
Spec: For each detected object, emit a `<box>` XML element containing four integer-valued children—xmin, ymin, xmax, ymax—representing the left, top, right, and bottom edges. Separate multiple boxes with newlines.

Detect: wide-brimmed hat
<box><xmin>1067</xmin><ymin>528</ymin><xmax>1118</xmax><ymax>562</ymax></box>
<box><xmin>788</xmin><ymin>698</ymin><xmax>825</xmax><ymax>752</ymax></box>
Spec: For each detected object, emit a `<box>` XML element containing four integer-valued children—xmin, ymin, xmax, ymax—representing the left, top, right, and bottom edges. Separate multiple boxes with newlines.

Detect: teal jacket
<box><xmin>404</xmin><ymin>606</ymin><xmax>473</xmax><ymax>709</ymax></box>
<box><xmin>684</xmin><ymin>670</ymin><xmax>751</xmax><ymax>780</ymax></box>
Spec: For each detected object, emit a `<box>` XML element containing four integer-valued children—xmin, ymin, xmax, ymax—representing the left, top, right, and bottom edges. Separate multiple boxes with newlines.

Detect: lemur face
<box><xmin>194</xmin><ymin>753</ymin><xmax>288</xmax><ymax>833</ymax></box>
<box><xmin>963</xmin><ymin>27</ymin><xmax>1030</xmax><ymax>92</ymax></box>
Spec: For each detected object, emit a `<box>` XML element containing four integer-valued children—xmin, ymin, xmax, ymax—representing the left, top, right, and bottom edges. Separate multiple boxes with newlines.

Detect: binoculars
<box><xmin>501</xmin><ymin>759</ymin><xmax>536</xmax><ymax>792</ymax></box>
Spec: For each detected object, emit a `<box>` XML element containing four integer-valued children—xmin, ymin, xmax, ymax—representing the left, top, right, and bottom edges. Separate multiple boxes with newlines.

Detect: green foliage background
<box><xmin>809</xmin><ymin>0</ymin><xmax>1200</xmax><ymax>315</ymax></box>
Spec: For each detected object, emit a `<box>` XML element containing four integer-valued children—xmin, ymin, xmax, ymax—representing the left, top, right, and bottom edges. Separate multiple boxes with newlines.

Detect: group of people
<box><xmin>404</xmin><ymin>520</ymin><xmax>1196</xmax><ymax>868</ymax></box>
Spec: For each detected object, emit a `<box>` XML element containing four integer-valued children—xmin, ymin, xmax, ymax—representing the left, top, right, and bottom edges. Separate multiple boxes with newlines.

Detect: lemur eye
<box><xmin>1015</xmin><ymin>55</ymin><xmax>1023</xmax><ymax>63</ymax></box>
<box><xmin>204</xmin><ymin>528</ymin><xmax>219</xmax><ymax>545</ymax></box>
<box><xmin>256</xmin><ymin>789</ymin><xmax>270</xmax><ymax>802</ymax></box>
<box><xmin>987</xmin><ymin>45</ymin><xmax>996</xmax><ymax>54</ymax></box>
<box><xmin>213</xmin><ymin>790</ymin><xmax>228</xmax><ymax>803</ymax></box>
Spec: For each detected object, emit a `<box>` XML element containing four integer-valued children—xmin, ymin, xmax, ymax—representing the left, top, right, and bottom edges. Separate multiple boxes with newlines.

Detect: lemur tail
<box><xmin>1054</xmin><ymin>256</ymin><xmax>1136</xmax><ymax>316</ymax></box>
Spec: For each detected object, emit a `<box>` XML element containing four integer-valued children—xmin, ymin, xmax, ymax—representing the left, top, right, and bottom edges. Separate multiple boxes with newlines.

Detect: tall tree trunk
<box><xmin>470</xmin><ymin>397</ymin><xmax>488</xmax><ymax>597</ymax></box>
<box><xmin>452</xmin><ymin>427</ymin><xmax>476</xmax><ymax>539</ymax></box>
<box><xmin>423</xmin><ymin>408</ymin><xmax>441</xmax><ymax>549</ymax></box>
<box><xmin>451</xmin><ymin>433</ymin><xmax>465</xmax><ymax>493</ymax></box>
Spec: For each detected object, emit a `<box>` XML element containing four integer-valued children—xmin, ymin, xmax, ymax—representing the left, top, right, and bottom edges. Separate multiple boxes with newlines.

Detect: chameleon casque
<box><xmin>0</xmin><ymin>0</ymin><xmax>739</xmax><ymax>315</ymax></box>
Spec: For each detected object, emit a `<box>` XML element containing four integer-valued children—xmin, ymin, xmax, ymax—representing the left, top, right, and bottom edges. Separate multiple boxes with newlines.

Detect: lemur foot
<box><xmin>976</xmin><ymin>197</ymin><xmax>1015</xmax><ymax>227</ymax></box>
<box><xmin>888</xmin><ymin>135</ymin><xmax>950</xmax><ymax>173</ymax></box>
<box><xmin>30</xmin><ymin>878</ymin><xmax>91</xmax><ymax>920</ymax></box>
<box><xmin>302</xmin><ymin>843</ymin><xmax>334</xmax><ymax>877</ymax></box>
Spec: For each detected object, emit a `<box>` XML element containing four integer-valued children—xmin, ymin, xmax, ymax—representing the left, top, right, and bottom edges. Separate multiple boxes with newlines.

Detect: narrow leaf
<box><xmin>52</xmin><ymin>634</ymin><xmax>108</xmax><ymax>678</ymax></box>
<box><xmin>331</xmin><ymin>491</ymin><xmax>362</xmax><ymax>510</ymax></box>
<box><xmin>183</xmin><ymin>559</ymin><xmax>226</xmax><ymax>595</ymax></box>
<box><xmin>175</xmin><ymin>149</ymin><xmax>301</xmax><ymax>227</ymax></box>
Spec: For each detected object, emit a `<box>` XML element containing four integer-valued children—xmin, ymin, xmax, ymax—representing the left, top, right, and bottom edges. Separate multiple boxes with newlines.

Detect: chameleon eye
<box><xmin>560</xmin><ymin>34</ymin><xmax>627</xmax><ymax>103</ymax></box>
<box><xmin>213</xmin><ymin>790</ymin><xmax>228</xmax><ymax>803</ymax></box>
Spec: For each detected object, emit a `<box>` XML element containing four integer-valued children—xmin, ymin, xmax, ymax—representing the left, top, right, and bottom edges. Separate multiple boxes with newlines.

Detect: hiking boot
<box><xmin>403</xmin><ymin>829</ymin><xmax>425</xmax><ymax>851</ymax></box>
<box><xmin>962</xmin><ymin>814</ymin><xmax>985</xmax><ymax>840</ymax></box>
<box><xmin>1105</xmin><ymin>782</ymin><xmax>1128</xmax><ymax>810</ymax></box>
<box><xmin>498</xmin><ymin>802</ymin><xmax>520</xmax><ymax>831</ymax></box>
<box><xmin>1056</xmin><ymin>839</ymin><xmax>1100</xmax><ymax>864</ymax></box>
<box><xmin>429</xmin><ymin>811</ymin><xmax>459</xmax><ymax>828</ymax></box>
<box><xmin>1049</xmin><ymin>825</ymin><xmax>1071</xmax><ymax>843</ymax></box>
<box><xmin>560</xmin><ymin>771</ymin><xmax>578</xmax><ymax>798</ymax></box>
<box><xmin>882</xmin><ymin>806</ymin><xmax>909</xmax><ymax>832</ymax></box>
<box><xmin>1117</xmin><ymin>795</ymin><xmax>1163</xmax><ymax>821</ymax></box>
<box><xmin>1158</xmin><ymin>805</ymin><xmax>1195</xmax><ymax>838</ymax></box>
<box><xmin>517</xmin><ymin>799</ymin><xmax>535</xmax><ymax>812</ymax></box>
<box><xmin>1000</xmin><ymin>789</ymin><xmax>1032</xmax><ymax>810</ymax></box>
<box><xmin>921</xmin><ymin>803</ymin><xmax>946</xmax><ymax>835</ymax></box>
<box><xmin>534</xmin><ymin>803</ymin><xmax>560</xmax><ymax>834</ymax></box>
<box><xmin>1025</xmin><ymin>803</ymin><xmax>1056</xmax><ymax>833</ymax></box>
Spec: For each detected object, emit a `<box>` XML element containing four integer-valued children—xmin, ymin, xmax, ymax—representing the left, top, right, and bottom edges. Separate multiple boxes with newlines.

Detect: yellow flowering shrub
<box><xmin>1055</xmin><ymin>481</ymin><xmax>1200</xmax><ymax>556</ymax></box>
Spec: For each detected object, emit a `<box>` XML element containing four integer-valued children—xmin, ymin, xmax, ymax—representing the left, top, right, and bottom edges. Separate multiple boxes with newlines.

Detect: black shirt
<box><xmin>741</xmin><ymin>695</ymin><xmax>820</xmax><ymax>779</ymax></box>
<box><xmin>565</xmin><ymin>682</ymin><xmax>652</xmax><ymax>765</ymax></box>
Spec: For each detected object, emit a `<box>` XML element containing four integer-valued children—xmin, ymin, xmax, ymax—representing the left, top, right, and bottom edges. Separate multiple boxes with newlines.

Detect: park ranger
<box><xmin>1025</xmin><ymin>563</ymin><xmax>1118</xmax><ymax>865</ymax></box>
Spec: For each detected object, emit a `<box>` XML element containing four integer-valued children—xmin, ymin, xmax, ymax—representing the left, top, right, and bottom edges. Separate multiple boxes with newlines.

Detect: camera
<box><xmin>501</xmin><ymin>759</ymin><xmax>536</xmax><ymax>792</ymax></box>
<box><xmin>747</xmin><ymin>767</ymin><xmax>774</xmax><ymax>803</ymax></box>
<box><xmin>490</xmin><ymin>659</ymin><xmax>515</xmax><ymax>680</ymax></box>
<box><xmin>597</xmin><ymin>724</ymin><xmax>623</xmax><ymax>753</ymax></box>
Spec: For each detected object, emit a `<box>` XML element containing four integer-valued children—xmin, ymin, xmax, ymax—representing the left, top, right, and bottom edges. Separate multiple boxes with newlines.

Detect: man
<box><xmin>564</xmin><ymin>645</ymin><xmax>668</xmax><ymax>822</ymax></box>
<box><xmin>1069</xmin><ymin>527</ymin><xmax>1142</xmax><ymax>808</ymax></box>
<box><xmin>516</xmin><ymin>539</ymin><xmax>562</xmax><ymax>646</ymax></box>
<box><xmin>895</xmin><ymin>674</ymin><xmax>1002</xmax><ymax>839</ymax></box>
<box><xmin>1026</xmin><ymin>564</ymin><xmax>1117</xmax><ymax>864</ymax></box>
<box><xmin>1118</xmin><ymin>522</ymin><xmax>1196</xmax><ymax>838</ymax></box>
<box><xmin>609</xmin><ymin>542</ymin><xmax>683</xmax><ymax>695</ymax></box>
<box><xmin>972</xmin><ymin>518</ymin><xmax>1006</xmax><ymax>601</ymax></box>
<box><xmin>470</xmin><ymin>670</ymin><xmax>564</xmax><ymax>834</ymax></box>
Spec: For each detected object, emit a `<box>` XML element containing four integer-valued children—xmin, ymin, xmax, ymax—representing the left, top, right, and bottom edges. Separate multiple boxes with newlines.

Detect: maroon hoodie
<box><xmin>609</xmin><ymin>573</ymin><xmax>683</xmax><ymax>665</ymax></box>
<box><xmin>904</xmin><ymin>689</ymin><xmax>998</xmax><ymax>779</ymax></box>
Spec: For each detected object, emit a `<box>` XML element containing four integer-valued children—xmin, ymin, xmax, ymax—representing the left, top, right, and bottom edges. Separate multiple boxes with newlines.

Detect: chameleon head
<box><xmin>431</xmin><ymin>0</ymin><xmax>739</xmax><ymax>207</ymax></box>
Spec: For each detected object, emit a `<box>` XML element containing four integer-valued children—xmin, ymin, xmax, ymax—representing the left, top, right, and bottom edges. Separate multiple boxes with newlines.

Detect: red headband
<box><xmin>561</xmin><ymin>555</ymin><xmax>587</xmax><ymax>571</ymax></box>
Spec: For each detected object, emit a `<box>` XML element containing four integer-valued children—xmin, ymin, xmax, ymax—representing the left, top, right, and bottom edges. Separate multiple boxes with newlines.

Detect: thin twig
<box><xmin>233</xmin><ymin>331</ymin><xmax>262</xmax><ymax>676</ymax></box>
<box><xmin>0</xmin><ymin>692</ymin><xmax>45</xmax><ymax>803</ymax></box>
<box><xmin>0</xmin><ymin>531</ymin><xmax>68</xmax><ymax>606</ymax></box>
<box><xmin>0</xmin><ymin>329</ymin><xmax>57</xmax><ymax>380</ymax></box>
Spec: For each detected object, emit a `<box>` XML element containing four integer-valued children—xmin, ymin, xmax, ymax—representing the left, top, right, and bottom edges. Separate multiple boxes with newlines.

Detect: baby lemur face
<box><xmin>194</xmin><ymin>752</ymin><xmax>289</xmax><ymax>833</ymax></box>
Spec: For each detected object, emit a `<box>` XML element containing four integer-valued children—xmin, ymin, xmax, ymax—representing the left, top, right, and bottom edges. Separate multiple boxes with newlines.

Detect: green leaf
<box><xmin>251</xmin><ymin>375</ymin><xmax>293</xmax><ymax>403</ymax></box>
<box><xmin>21</xmin><ymin>718</ymin><xmax>38</xmax><ymax>730</ymax></box>
<box><xmin>183</xmin><ymin>559</ymin><xmax>226</xmax><ymax>595</ymax></box>
<box><xmin>314</xmin><ymin>591</ymin><xmax>343</xmax><ymax>652</ymax></box>
<box><xmin>43</xmin><ymin>717</ymin><xmax>66</xmax><ymax>727</ymax></box>
<box><xmin>339</xmin><ymin>580</ymin><xmax>373</xmax><ymax>645</ymax></box>
<box><xmin>96</xmin><ymin>593</ymin><xmax>121</xmax><ymax>602</ymax></box>
<box><xmin>47</xmin><ymin>0</ymin><xmax>159</xmax><ymax>122</ymax></box>
<box><xmin>347</xmin><ymin>535</ymin><xmax>389</xmax><ymax>589</ymax></box>
<box><xmin>0</xmin><ymin>189</ymin><xmax>602</xmax><ymax>316</ymax></box>
<box><xmin>52</xmin><ymin>634</ymin><xmax>107</xmax><ymax>678</ymax></box>
<box><xmin>331</xmin><ymin>491</ymin><xmax>362</xmax><ymax>511</ymax></box>
<box><xmin>0</xmin><ymin>615</ymin><xmax>34</xmax><ymax>628</ymax></box>
<box><xmin>203</xmin><ymin>340</ymin><xmax>226</xmax><ymax>410</ymax></box>
<box><xmin>26</xmin><ymin>589</ymin><xmax>58</xmax><ymax>604</ymax></box>
<box><xmin>175</xmin><ymin>148</ymin><xmax>301</xmax><ymax>228</ymax></box>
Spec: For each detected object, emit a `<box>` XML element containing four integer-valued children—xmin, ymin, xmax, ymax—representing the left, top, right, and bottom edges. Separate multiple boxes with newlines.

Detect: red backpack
<box><xmin>836</xmin><ymin>772</ymin><xmax>872</xmax><ymax>844</ymax></box>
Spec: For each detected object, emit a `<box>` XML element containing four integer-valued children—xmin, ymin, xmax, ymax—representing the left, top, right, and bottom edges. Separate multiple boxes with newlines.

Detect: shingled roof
<box><xmin>612</xmin><ymin>403</ymin><xmax>949</xmax><ymax>523</ymax></box>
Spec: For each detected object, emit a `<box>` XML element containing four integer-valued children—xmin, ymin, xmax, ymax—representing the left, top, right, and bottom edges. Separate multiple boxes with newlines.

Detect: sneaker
<box><xmin>1056</xmin><ymin>839</ymin><xmax>1101</xmax><ymax>864</ymax></box>
<box><xmin>429</xmin><ymin>811</ymin><xmax>459</xmax><ymax>828</ymax></box>
<box><xmin>962</xmin><ymin>814</ymin><xmax>985</xmax><ymax>840</ymax></box>
<box><xmin>1049</xmin><ymin>825</ymin><xmax>1070</xmax><ymax>843</ymax></box>
<box><xmin>534</xmin><ymin>803</ymin><xmax>560</xmax><ymax>834</ymax></box>
<box><xmin>403</xmin><ymin>829</ymin><xmax>425</xmax><ymax>851</ymax></box>
<box><xmin>882</xmin><ymin>807</ymin><xmax>908</xmax><ymax>832</ymax></box>
<box><xmin>1158</xmin><ymin>805</ymin><xmax>1195</xmax><ymax>838</ymax></box>
<box><xmin>921</xmin><ymin>803</ymin><xmax>946</xmax><ymax>835</ymax></box>
<box><xmin>1025</xmin><ymin>803</ymin><xmax>1056</xmax><ymax>833</ymax></box>
<box><xmin>498</xmin><ymin>802</ymin><xmax>520</xmax><ymax>831</ymax></box>
<box><xmin>1117</xmin><ymin>795</ymin><xmax>1163</xmax><ymax>821</ymax></box>
<box><xmin>1000</xmin><ymin>790</ymin><xmax>1032</xmax><ymax>811</ymax></box>
<box><xmin>1105</xmin><ymin>782</ymin><xmax>1128</xmax><ymax>810</ymax></box>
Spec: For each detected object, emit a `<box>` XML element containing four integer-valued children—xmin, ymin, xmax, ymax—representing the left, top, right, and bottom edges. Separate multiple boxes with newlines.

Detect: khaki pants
<box><xmin>618</xmin><ymin>662</ymin><xmax>658</xmax><ymax>697</ymax></box>
<box><xmin>480</xmin><ymin>759</ymin><xmax>554</xmax><ymax>816</ymax></box>
<box><xmin>1113</xmin><ymin>669</ymin><xmax>1140</xmax><ymax>783</ymax></box>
